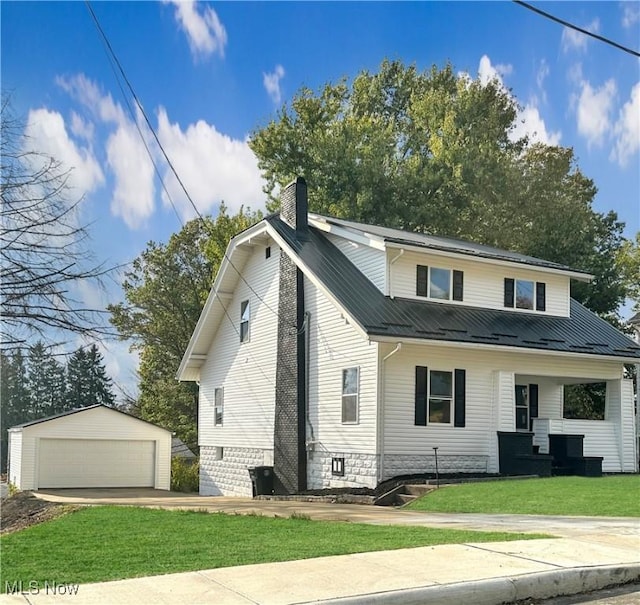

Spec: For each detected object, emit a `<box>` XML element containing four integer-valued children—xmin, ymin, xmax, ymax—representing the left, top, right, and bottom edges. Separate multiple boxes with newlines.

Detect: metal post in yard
<box><xmin>433</xmin><ymin>447</ymin><xmax>439</xmax><ymax>489</ymax></box>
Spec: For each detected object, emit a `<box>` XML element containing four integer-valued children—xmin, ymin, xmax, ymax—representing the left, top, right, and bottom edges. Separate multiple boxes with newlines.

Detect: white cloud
<box><xmin>263</xmin><ymin>64</ymin><xmax>286</xmax><ymax>104</ymax></box>
<box><xmin>106</xmin><ymin>122</ymin><xmax>156</xmax><ymax>229</ymax></box>
<box><xmin>24</xmin><ymin>108</ymin><xmax>104</xmax><ymax>197</ymax></box>
<box><xmin>165</xmin><ymin>0</ymin><xmax>227</xmax><ymax>60</ymax></box>
<box><xmin>536</xmin><ymin>59</ymin><xmax>550</xmax><ymax>104</ymax></box>
<box><xmin>58</xmin><ymin>74</ymin><xmax>156</xmax><ymax>229</ymax></box>
<box><xmin>478</xmin><ymin>55</ymin><xmax>512</xmax><ymax>88</ymax></box>
<box><xmin>156</xmin><ymin>107</ymin><xmax>265</xmax><ymax>220</ymax></box>
<box><xmin>477</xmin><ymin>55</ymin><xmax>560</xmax><ymax>146</ymax></box>
<box><xmin>611</xmin><ymin>81</ymin><xmax>640</xmax><ymax>167</ymax></box>
<box><xmin>70</xmin><ymin>111</ymin><xmax>95</xmax><ymax>142</ymax></box>
<box><xmin>622</xmin><ymin>3</ymin><xmax>640</xmax><ymax>28</ymax></box>
<box><xmin>561</xmin><ymin>18</ymin><xmax>600</xmax><ymax>53</ymax></box>
<box><xmin>575</xmin><ymin>79</ymin><xmax>617</xmax><ymax>148</ymax></box>
<box><xmin>511</xmin><ymin>104</ymin><xmax>562</xmax><ymax>146</ymax></box>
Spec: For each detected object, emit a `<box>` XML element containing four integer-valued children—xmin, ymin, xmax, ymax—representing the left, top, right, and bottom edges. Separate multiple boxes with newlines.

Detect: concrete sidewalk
<box><xmin>1</xmin><ymin>489</ymin><xmax>637</xmax><ymax>604</ymax></box>
<box><xmin>1</xmin><ymin>535</ymin><xmax>639</xmax><ymax>605</ymax></box>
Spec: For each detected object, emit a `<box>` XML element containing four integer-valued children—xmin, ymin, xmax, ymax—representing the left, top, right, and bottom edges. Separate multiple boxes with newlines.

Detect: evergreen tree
<box><xmin>66</xmin><ymin>345</ymin><xmax>115</xmax><ymax>408</ymax></box>
<box><xmin>27</xmin><ymin>342</ymin><xmax>67</xmax><ymax>418</ymax></box>
<box><xmin>1</xmin><ymin>349</ymin><xmax>31</xmax><ymax>471</ymax></box>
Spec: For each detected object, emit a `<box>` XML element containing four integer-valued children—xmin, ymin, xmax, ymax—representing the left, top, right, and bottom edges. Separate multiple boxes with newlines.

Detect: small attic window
<box><xmin>265</xmin><ymin>246</ymin><xmax>271</xmax><ymax>259</ymax></box>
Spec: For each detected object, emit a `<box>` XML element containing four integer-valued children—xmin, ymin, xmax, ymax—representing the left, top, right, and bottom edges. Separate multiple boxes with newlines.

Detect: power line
<box><xmin>84</xmin><ymin>1</ymin><xmax>283</xmax><ymax>322</ymax></box>
<box><xmin>513</xmin><ymin>1</ymin><xmax>640</xmax><ymax>58</ymax></box>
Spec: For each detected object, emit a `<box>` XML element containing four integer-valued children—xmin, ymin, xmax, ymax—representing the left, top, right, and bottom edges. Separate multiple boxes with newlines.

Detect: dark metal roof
<box><xmin>10</xmin><ymin>404</ymin><xmax>172</xmax><ymax>432</ymax></box>
<box><xmin>314</xmin><ymin>215</ymin><xmax>592</xmax><ymax>276</ymax></box>
<box><xmin>268</xmin><ymin>216</ymin><xmax>640</xmax><ymax>361</ymax></box>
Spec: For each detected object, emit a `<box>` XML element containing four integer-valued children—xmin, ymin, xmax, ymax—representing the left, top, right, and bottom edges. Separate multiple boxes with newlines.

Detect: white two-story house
<box><xmin>178</xmin><ymin>178</ymin><xmax>639</xmax><ymax>497</ymax></box>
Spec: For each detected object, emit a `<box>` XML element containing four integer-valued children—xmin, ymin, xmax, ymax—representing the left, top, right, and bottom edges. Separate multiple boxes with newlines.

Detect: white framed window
<box><xmin>341</xmin><ymin>367</ymin><xmax>359</xmax><ymax>424</ymax></box>
<box><xmin>240</xmin><ymin>300</ymin><xmax>250</xmax><ymax>342</ymax></box>
<box><xmin>428</xmin><ymin>370</ymin><xmax>453</xmax><ymax>424</ymax></box>
<box><xmin>417</xmin><ymin>266</ymin><xmax>463</xmax><ymax>301</ymax></box>
<box><xmin>213</xmin><ymin>446</ymin><xmax>224</xmax><ymax>461</ymax></box>
<box><xmin>415</xmin><ymin>366</ymin><xmax>465</xmax><ymax>427</ymax></box>
<box><xmin>504</xmin><ymin>279</ymin><xmax>545</xmax><ymax>311</ymax></box>
<box><xmin>214</xmin><ymin>387</ymin><xmax>223</xmax><ymax>426</ymax></box>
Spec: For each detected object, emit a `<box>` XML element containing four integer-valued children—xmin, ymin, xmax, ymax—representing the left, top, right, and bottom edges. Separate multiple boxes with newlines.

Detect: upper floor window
<box><xmin>341</xmin><ymin>367</ymin><xmax>359</xmax><ymax>424</ymax></box>
<box><xmin>504</xmin><ymin>279</ymin><xmax>546</xmax><ymax>311</ymax></box>
<box><xmin>214</xmin><ymin>387</ymin><xmax>224</xmax><ymax>426</ymax></box>
<box><xmin>240</xmin><ymin>300</ymin><xmax>250</xmax><ymax>342</ymax></box>
<box><xmin>417</xmin><ymin>265</ymin><xmax>463</xmax><ymax>301</ymax></box>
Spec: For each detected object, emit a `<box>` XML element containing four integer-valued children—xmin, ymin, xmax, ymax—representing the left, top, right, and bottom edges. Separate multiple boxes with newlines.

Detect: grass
<box><xmin>408</xmin><ymin>475</ymin><xmax>640</xmax><ymax>517</ymax></box>
<box><xmin>0</xmin><ymin>506</ymin><xmax>546</xmax><ymax>589</ymax></box>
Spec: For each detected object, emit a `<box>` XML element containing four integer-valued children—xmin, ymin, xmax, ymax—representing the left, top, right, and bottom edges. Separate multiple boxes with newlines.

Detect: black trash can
<box><xmin>248</xmin><ymin>466</ymin><xmax>274</xmax><ymax>496</ymax></box>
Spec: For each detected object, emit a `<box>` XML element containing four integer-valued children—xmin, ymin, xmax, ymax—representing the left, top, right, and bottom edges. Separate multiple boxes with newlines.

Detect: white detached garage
<box><xmin>8</xmin><ymin>405</ymin><xmax>171</xmax><ymax>491</ymax></box>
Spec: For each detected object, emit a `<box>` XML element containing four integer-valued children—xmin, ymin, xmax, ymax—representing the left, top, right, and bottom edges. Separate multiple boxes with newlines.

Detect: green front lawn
<box><xmin>1</xmin><ymin>506</ymin><xmax>545</xmax><ymax>589</ymax></box>
<box><xmin>408</xmin><ymin>476</ymin><xmax>640</xmax><ymax>517</ymax></box>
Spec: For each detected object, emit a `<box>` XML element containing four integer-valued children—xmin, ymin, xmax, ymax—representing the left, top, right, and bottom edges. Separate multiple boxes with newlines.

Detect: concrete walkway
<box><xmin>1</xmin><ymin>489</ymin><xmax>637</xmax><ymax>605</ymax></box>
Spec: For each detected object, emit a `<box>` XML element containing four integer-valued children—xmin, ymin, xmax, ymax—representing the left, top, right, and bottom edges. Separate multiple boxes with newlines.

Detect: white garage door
<box><xmin>38</xmin><ymin>439</ymin><xmax>155</xmax><ymax>488</ymax></box>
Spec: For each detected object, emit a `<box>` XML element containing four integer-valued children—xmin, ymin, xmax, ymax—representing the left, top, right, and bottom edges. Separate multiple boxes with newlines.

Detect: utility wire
<box><xmin>84</xmin><ymin>1</ymin><xmax>282</xmax><ymax>321</ymax></box>
<box><xmin>513</xmin><ymin>1</ymin><xmax>640</xmax><ymax>58</ymax></box>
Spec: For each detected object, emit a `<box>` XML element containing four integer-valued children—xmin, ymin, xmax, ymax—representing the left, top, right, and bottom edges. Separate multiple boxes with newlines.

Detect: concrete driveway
<box><xmin>34</xmin><ymin>488</ymin><xmax>640</xmax><ymax>539</ymax></box>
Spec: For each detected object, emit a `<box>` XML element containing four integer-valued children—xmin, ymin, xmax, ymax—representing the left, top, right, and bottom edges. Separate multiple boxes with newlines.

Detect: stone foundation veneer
<box><xmin>200</xmin><ymin>446</ymin><xmax>270</xmax><ymax>497</ymax></box>
<box><xmin>307</xmin><ymin>452</ymin><xmax>378</xmax><ymax>489</ymax></box>
<box><xmin>382</xmin><ymin>454</ymin><xmax>489</xmax><ymax>480</ymax></box>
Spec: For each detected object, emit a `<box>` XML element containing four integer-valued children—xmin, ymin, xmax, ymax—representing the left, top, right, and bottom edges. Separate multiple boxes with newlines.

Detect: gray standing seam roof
<box><xmin>267</xmin><ymin>216</ymin><xmax>640</xmax><ymax>361</ymax></box>
<box><xmin>317</xmin><ymin>215</ymin><xmax>592</xmax><ymax>275</ymax></box>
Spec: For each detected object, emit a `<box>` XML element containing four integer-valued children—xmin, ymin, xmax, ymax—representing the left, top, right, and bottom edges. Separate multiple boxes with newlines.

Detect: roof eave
<box><xmin>370</xmin><ymin>333</ymin><xmax>638</xmax><ymax>363</ymax></box>
<box><xmin>384</xmin><ymin>240</ymin><xmax>593</xmax><ymax>281</ymax></box>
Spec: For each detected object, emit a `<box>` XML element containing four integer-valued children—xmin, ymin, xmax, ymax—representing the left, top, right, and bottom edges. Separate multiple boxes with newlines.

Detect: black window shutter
<box><xmin>529</xmin><ymin>383</ymin><xmax>539</xmax><ymax>420</ymax></box>
<box><xmin>453</xmin><ymin>270</ymin><xmax>464</xmax><ymax>301</ymax></box>
<box><xmin>536</xmin><ymin>282</ymin><xmax>546</xmax><ymax>311</ymax></box>
<box><xmin>454</xmin><ymin>369</ymin><xmax>466</xmax><ymax>427</ymax></box>
<box><xmin>415</xmin><ymin>366</ymin><xmax>428</xmax><ymax>425</ymax></box>
<box><xmin>416</xmin><ymin>265</ymin><xmax>428</xmax><ymax>297</ymax></box>
<box><xmin>504</xmin><ymin>278</ymin><xmax>515</xmax><ymax>307</ymax></box>
<box><xmin>529</xmin><ymin>384</ymin><xmax>538</xmax><ymax>431</ymax></box>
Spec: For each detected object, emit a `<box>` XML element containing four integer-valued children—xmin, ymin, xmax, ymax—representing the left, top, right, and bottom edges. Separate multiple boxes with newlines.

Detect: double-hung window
<box><xmin>417</xmin><ymin>265</ymin><xmax>463</xmax><ymax>301</ymax></box>
<box><xmin>341</xmin><ymin>367</ymin><xmax>359</xmax><ymax>424</ymax></box>
<box><xmin>415</xmin><ymin>366</ymin><xmax>466</xmax><ymax>427</ymax></box>
<box><xmin>240</xmin><ymin>300</ymin><xmax>250</xmax><ymax>342</ymax></box>
<box><xmin>214</xmin><ymin>387</ymin><xmax>223</xmax><ymax>426</ymax></box>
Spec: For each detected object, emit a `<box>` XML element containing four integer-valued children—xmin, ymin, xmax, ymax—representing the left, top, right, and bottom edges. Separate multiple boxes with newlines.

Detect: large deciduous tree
<box><xmin>0</xmin><ymin>96</ymin><xmax>112</xmax><ymax>350</ymax></box>
<box><xmin>108</xmin><ymin>206</ymin><xmax>260</xmax><ymax>451</ymax></box>
<box><xmin>249</xmin><ymin>60</ymin><xmax>634</xmax><ymax>319</ymax></box>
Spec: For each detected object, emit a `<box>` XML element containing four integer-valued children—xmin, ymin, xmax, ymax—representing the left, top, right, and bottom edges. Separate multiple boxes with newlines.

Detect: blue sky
<box><xmin>2</xmin><ymin>1</ymin><xmax>639</xmax><ymax>396</ymax></box>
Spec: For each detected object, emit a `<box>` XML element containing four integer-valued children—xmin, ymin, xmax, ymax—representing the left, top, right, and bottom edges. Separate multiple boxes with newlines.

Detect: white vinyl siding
<box><xmin>38</xmin><ymin>439</ymin><xmax>155</xmax><ymax>488</ymax></box>
<box><xmin>198</xmin><ymin>244</ymin><xmax>280</xmax><ymax>451</ymax></box>
<box><xmin>326</xmin><ymin>233</ymin><xmax>386</xmax><ymax>293</ymax></box>
<box><xmin>390</xmin><ymin>250</ymin><xmax>570</xmax><ymax>316</ymax></box>
<box><xmin>7</xmin><ymin>431</ymin><xmax>22</xmax><ymax>488</ymax></box>
<box><xmin>306</xmin><ymin>278</ymin><xmax>378</xmax><ymax>454</ymax></box>
<box><xmin>382</xmin><ymin>343</ymin><xmax>623</xmax><ymax>472</ymax></box>
<box><xmin>11</xmin><ymin>406</ymin><xmax>171</xmax><ymax>491</ymax></box>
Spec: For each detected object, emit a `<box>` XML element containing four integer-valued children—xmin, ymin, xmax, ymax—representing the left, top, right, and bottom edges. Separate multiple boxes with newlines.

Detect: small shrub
<box><xmin>8</xmin><ymin>482</ymin><xmax>19</xmax><ymax>497</ymax></box>
<box><xmin>171</xmin><ymin>457</ymin><xmax>199</xmax><ymax>493</ymax></box>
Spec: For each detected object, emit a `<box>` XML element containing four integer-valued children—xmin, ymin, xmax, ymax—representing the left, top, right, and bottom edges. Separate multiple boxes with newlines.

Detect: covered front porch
<box><xmin>492</xmin><ymin>370</ymin><xmax>637</xmax><ymax>475</ymax></box>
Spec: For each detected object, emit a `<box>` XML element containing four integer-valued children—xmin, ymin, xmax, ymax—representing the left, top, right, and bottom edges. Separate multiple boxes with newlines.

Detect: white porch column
<box><xmin>489</xmin><ymin>370</ymin><xmax>515</xmax><ymax>472</ymax></box>
<box><xmin>605</xmin><ymin>379</ymin><xmax>638</xmax><ymax>472</ymax></box>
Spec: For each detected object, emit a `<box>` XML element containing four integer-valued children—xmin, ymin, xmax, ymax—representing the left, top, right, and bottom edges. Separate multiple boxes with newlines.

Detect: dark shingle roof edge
<box><xmin>267</xmin><ymin>215</ymin><xmax>640</xmax><ymax>362</ymax></box>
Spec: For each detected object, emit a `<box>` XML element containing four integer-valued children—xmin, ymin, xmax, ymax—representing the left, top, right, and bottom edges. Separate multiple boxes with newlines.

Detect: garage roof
<box><xmin>10</xmin><ymin>404</ymin><xmax>171</xmax><ymax>432</ymax></box>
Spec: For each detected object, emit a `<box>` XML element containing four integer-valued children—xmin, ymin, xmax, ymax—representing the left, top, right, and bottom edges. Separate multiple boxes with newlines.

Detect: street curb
<box><xmin>311</xmin><ymin>563</ymin><xmax>640</xmax><ymax>605</ymax></box>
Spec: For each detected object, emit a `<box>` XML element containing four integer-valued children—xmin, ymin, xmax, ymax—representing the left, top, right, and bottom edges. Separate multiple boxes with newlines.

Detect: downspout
<box><xmin>377</xmin><ymin>343</ymin><xmax>402</xmax><ymax>482</ymax></box>
<box><xmin>388</xmin><ymin>249</ymin><xmax>404</xmax><ymax>299</ymax></box>
<box><xmin>301</xmin><ymin>312</ymin><xmax>315</xmax><ymax>451</ymax></box>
